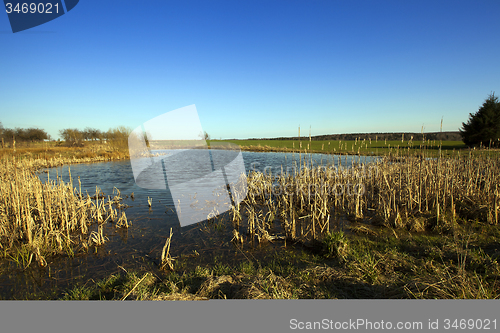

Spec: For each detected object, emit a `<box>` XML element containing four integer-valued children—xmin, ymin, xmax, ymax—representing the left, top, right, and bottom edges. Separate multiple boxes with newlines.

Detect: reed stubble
<box><xmin>232</xmin><ymin>152</ymin><xmax>499</xmax><ymax>244</ymax></box>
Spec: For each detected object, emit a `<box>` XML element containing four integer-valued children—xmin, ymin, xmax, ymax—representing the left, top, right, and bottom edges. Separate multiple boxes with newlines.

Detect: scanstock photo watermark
<box><xmin>3</xmin><ymin>0</ymin><xmax>79</xmax><ymax>33</ymax></box>
<box><xmin>290</xmin><ymin>318</ymin><xmax>424</xmax><ymax>330</ymax></box>
<box><xmin>247</xmin><ymin>162</ymin><xmax>367</xmax><ymax>198</ymax></box>
<box><xmin>289</xmin><ymin>317</ymin><xmax>498</xmax><ymax>330</ymax></box>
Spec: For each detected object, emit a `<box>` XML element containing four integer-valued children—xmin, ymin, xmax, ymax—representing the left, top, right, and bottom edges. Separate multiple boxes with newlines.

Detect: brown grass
<box><xmin>0</xmin><ymin>141</ymin><xmax>129</xmax><ymax>162</ymax></box>
<box><xmin>228</xmin><ymin>151</ymin><xmax>499</xmax><ymax>244</ymax></box>
<box><xmin>0</xmin><ymin>154</ymin><xmax>129</xmax><ymax>267</ymax></box>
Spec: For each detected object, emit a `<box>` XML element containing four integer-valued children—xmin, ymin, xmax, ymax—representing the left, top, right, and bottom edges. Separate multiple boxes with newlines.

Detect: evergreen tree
<box><xmin>460</xmin><ymin>93</ymin><xmax>500</xmax><ymax>147</ymax></box>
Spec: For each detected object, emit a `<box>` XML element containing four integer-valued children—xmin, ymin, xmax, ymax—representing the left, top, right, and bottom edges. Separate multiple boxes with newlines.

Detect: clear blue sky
<box><xmin>1</xmin><ymin>0</ymin><xmax>499</xmax><ymax>140</ymax></box>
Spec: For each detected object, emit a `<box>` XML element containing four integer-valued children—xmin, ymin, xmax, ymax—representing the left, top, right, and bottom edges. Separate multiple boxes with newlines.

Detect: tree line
<box><xmin>0</xmin><ymin>123</ymin><xmax>49</xmax><ymax>146</ymax></box>
<box><xmin>257</xmin><ymin>132</ymin><xmax>463</xmax><ymax>142</ymax></box>
<box><xmin>0</xmin><ymin>123</ymin><xmax>132</xmax><ymax>149</ymax></box>
<box><xmin>58</xmin><ymin>126</ymin><xmax>131</xmax><ymax>147</ymax></box>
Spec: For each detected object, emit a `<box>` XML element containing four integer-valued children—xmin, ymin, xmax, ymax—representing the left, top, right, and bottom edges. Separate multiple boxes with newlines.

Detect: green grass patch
<box><xmin>213</xmin><ymin>139</ymin><xmax>467</xmax><ymax>157</ymax></box>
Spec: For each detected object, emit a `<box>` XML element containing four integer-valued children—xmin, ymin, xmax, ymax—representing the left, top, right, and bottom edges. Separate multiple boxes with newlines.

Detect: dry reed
<box><xmin>230</xmin><ymin>150</ymin><xmax>499</xmax><ymax>244</ymax></box>
<box><xmin>0</xmin><ymin>155</ymin><xmax>128</xmax><ymax>267</ymax></box>
<box><xmin>160</xmin><ymin>227</ymin><xmax>174</xmax><ymax>271</ymax></box>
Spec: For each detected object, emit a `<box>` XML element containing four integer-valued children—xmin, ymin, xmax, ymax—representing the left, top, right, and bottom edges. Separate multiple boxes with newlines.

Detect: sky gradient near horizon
<box><xmin>1</xmin><ymin>0</ymin><xmax>500</xmax><ymax>140</ymax></box>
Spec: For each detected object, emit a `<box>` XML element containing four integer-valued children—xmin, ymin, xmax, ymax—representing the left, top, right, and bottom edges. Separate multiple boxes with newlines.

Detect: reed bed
<box><xmin>230</xmin><ymin>151</ymin><xmax>500</xmax><ymax>244</ymax></box>
<box><xmin>0</xmin><ymin>155</ymin><xmax>128</xmax><ymax>267</ymax></box>
<box><xmin>0</xmin><ymin>144</ymin><xmax>130</xmax><ymax>162</ymax></box>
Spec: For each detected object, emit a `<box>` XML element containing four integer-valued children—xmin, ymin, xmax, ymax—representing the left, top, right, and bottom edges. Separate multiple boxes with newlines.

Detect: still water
<box><xmin>0</xmin><ymin>151</ymin><xmax>377</xmax><ymax>299</ymax></box>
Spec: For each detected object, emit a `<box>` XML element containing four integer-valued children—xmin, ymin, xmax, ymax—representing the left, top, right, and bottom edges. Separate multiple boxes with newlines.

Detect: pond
<box><xmin>0</xmin><ymin>151</ymin><xmax>378</xmax><ymax>299</ymax></box>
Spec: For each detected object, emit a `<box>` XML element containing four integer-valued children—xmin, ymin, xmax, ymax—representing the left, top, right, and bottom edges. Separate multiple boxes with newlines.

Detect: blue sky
<box><xmin>1</xmin><ymin>0</ymin><xmax>499</xmax><ymax>140</ymax></box>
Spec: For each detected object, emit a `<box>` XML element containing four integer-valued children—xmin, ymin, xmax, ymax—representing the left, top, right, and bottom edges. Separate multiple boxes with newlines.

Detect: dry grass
<box><xmin>0</xmin><ymin>142</ymin><xmax>129</xmax><ymax>162</ymax></box>
<box><xmin>194</xmin><ymin>270</ymin><xmax>295</xmax><ymax>299</ymax></box>
<box><xmin>0</xmin><ymin>155</ymin><xmax>128</xmax><ymax>267</ymax></box>
<box><xmin>228</xmin><ymin>151</ymin><xmax>499</xmax><ymax>245</ymax></box>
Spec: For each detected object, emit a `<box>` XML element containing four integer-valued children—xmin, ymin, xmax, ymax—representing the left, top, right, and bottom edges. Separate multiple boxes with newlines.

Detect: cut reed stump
<box><xmin>160</xmin><ymin>227</ymin><xmax>175</xmax><ymax>271</ymax></box>
<box><xmin>115</xmin><ymin>211</ymin><xmax>129</xmax><ymax>228</ymax></box>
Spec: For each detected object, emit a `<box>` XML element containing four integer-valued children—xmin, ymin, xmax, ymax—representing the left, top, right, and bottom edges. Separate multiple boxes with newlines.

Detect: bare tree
<box><xmin>59</xmin><ymin>128</ymin><xmax>83</xmax><ymax>146</ymax></box>
<box><xmin>199</xmin><ymin>131</ymin><xmax>210</xmax><ymax>140</ymax></box>
<box><xmin>107</xmin><ymin>126</ymin><xmax>132</xmax><ymax>150</ymax></box>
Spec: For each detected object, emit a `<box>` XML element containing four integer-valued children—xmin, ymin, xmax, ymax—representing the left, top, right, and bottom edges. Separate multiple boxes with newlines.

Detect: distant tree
<box><xmin>95</xmin><ymin>129</ymin><xmax>104</xmax><ymax>141</ymax></box>
<box><xmin>59</xmin><ymin>128</ymin><xmax>83</xmax><ymax>146</ymax></box>
<box><xmin>199</xmin><ymin>131</ymin><xmax>210</xmax><ymax>140</ymax></box>
<box><xmin>83</xmin><ymin>127</ymin><xmax>92</xmax><ymax>141</ymax></box>
<box><xmin>3</xmin><ymin>128</ymin><xmax>14</xmax><ymax>144</ymax></box>
<box><xmin>14</xmin><ymin>128</ymin><xmax>27</xmax><ymax>141</ymax></box>
<box><xmin>107</xmin><ymin>126</ymin><xmax>132</xmax><ymax>149</ymax></box>
<box><xmin>26</xmin><ymin>128</ymin><xmax>48</xmax><ymax>142</ymax></box>
<box><xmin>59</xmin><ymin>129</ymin><xmax>70</xmax><ymax>142</ymax></box>
<box><xmin>90</xmin><ymin>128</ymin><xmax>101</xmax><ymax>141</ymax></box>
<box><xmin>81</xmin><ymin>127</ymin><xmax>100</xmax><ymax>141</ymax></box>
<box><xmin>460</xmin><ymin>93</ymin><xmax>500</xmax><ymax>147</ymax></box>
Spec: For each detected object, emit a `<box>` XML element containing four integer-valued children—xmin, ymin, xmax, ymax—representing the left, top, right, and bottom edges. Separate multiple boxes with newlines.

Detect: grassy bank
<box><xmin>61</xmin><ymin>223</ymin><xmax>500</xmax><ymax>300</ymax></box>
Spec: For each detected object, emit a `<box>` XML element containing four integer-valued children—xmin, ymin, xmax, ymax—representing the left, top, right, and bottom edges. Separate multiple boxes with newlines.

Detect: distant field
<box><xmin>0</xmin><ymin>138</ymin><xmax>481</xmax><ymax>159</ymax></box>
<box><xmin>213</xmin><ymin>139</ymin><xmax>467</xmax><ymax>156</ymax></box>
